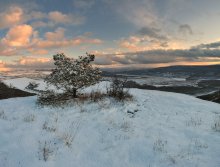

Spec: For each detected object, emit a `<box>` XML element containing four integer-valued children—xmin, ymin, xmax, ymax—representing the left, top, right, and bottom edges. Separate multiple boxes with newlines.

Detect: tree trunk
<box><xmin>72</xmin><ymin>89</ymin><xmax>77</xmax><ymax>98</ymax></box>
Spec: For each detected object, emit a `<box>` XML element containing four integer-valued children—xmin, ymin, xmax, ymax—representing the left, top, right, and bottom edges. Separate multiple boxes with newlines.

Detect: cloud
<box><xmin>111</xmin><ymin>0</ymin><xmax>158</xmax><ymax>28</ymax></box>
<box><xmin>105</xmin><ymin>0</ymin><xmax>200</xmax><ymax>47</ymax></box>
<box><xmin>119</xmin><ymin>34</ymin><xmax>169</xmax><ymax>52</ymax></box>
<box><xmin>2</xmin><ymin>45</ymin><xmax>220</xmax><ymax>71</ymax></box>
<box><xmin>0</xmin><ymin>60</ymin><xmax>4</xmax><ymax>66</ymax></box>
<box><xmin>0</xmin><ymin>6</ymin><xmax>24</xmax><ymax>29</ymax></box>
<box><xmin>27</xmin><ymin>49</ymin><xmax>49</xmax><ymax>55</ymax></box>
<box><xmin>138</xmin><ymin>26</ymin><xmax>168</xmax><ymax>41</ymax></box>
<box><xmin>48</xmin><ymin>11</ymin><xmax>71</xmax><ymax>23</ymax></box>
<box><xmin>17</xmin><ymin>56</ymin><xmax>51</xmax><ymax>65</ymax></box>
<box><xmin>45</xmin><ymin>28</ymin><xmax>65</xmax><ymax>41</ymax></box>
<box><xmin>193</xmin><ymin>41</ymin><xmax>220</xmax><ymax>49</ymax></box>
<box><xmin>89</xmin><ymin>50</ymin><xmax>115</xmax><ymax>65</ymax></box>
<box><xmin>0</xmin><ymin>26</ymin><xmax>103</xmax><ymax>56</ymax></box>
<box><xmin>35</xmin><ymin>34</ymin><xmax>103</xmax><ymax>49</ymax></box>
<box><xmin>94</xmin><ymin>47</ymin><xmax>220</xmax><ymax>66</ymax></box>
<box><xmin>31</xmin><ymin>21</ymin><xmax>53</xmax><ymax>28</ymax></box>
<box><xmin>94</xmin><ymin>56</ymin><xmax>113</xmax><ymax>65</ymax></box>
<box><xmin>30</xmin><ymin>11</ymin><xmax>85</xmax><ymax>28</ymax></box>
<box><xmin>178</xmin><ymin>24</ymin><xmax>193</xmax><ymax>35</ymax></box>
<box><xmin>0</xmin><ymin>5</ymin><xmax>85</xmax><ymax>29</ymax></box>
<box><xmin>48</xmin><ymin>11</ymin><xmax>84</xmax><ymax>25</ymax></box>
<box><xmin>6</xmin><ymin>56</ymin><xmax>53</xmax><ymax>70</ymax></box>
<box><xmin>112</xmin><ymin>0</ymin><xmax>170</xmax><ymax>52</ymax></box>
<box><xmin>0</xmin><ymin>60</ymin><xmax>10</xmax><ymax>71</ymax></box>
<box><xmin>0</xmin><ymin>44</ymin><xmax>17</xmax><ymax>56</ymax></box>
<box><xmin>1</xmin><ymin>24</ymin><xmax>33</xmax><ymax>47</ymax></box>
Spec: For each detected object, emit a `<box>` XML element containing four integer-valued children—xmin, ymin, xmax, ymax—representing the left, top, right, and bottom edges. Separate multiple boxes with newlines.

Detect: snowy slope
<box><xmin>3</xmin><ymin>77</ymin><xmax>58</xmax><ymax>93</ymax></box>
<box><xmin>0</xmin><ymin>81</ymin><xmax>220</xmax><ymax>167</ymax></box>
<box><xmin>3</xmin><ymin>77</ymin><xmax>47</xmax><ymax>91</ymax></box>
<box><xmin>3</xmin><ymin>77</ymin><xmax>110</xmax><ymax>94</ymax></box>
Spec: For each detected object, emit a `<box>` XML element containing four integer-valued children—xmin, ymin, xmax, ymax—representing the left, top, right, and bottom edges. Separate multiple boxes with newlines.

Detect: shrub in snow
<box><xmin>45</xmin><ymin>53</ymin><xmax>102</xmax><ymax>98</ymax></box>
<box><xmin>89</xmin><ymin>90</ymin><xmax>105</xmax><ymax>102</ymax></box>
<box><xmin>153</xmin><ymin>138</ymin><xmax>167</xmax><ymax>153</ymax></box>
<box><xmin>37</xmin><ymin>90</ymin><xmax>105</xmax><ymax>106</ymax></box>
<box><xmin>37</xmin><ymin>90</ymin><xmax>57</xmax><ymax>106</ymax></box>
<box><xmin>61</xmin><ymin>133</ymin><xmax>74</xmax><ymax>148</ymax></box>
<box><xmin>38</xmin><ymin>89</ymin><xmax>75</xmax><ymax>105</ymax></box>
<box><xmin>107</xmin><ymin>76</ymin><xmax>132</xmax><ymax>101</ymax></box>
<box><xmin>26</xmin><ymin>82</ymin><xmax>39</xmax><ymax>90</ymax></box>
<box><xmin>38</xmin><ymin>141</ymin><xmax>56</xmax><ymax>161</ymax></box>
<box><xmin>23</xmin><ymin>114</ymin><xmax>35</xmax><ymax>122</ymax></box>
<box><xmin>42</xmin><ymin>121</ymin><xmax>57</xmax><ymax>132</ymax></box>
<box><xmin>212</xmin><ymin>116</ymin><xmax>220</xmax><ymax>132</ymax></box>
<box><xmin>0</xmin><ymin>110</ymin><xmax>7</xmax><ymax>120</ymax></box>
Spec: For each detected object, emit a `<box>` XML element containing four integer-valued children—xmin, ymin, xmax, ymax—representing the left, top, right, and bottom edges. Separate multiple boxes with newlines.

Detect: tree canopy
<box><xmin>45</xmin><ymin>53</ymin><xmax>102</xmax><ymax>97</ymax></box>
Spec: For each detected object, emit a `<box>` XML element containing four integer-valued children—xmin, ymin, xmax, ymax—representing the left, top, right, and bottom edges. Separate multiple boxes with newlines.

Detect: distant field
<box><xmin>1</xmin><ymin>69</ymin><xmax>220</xmax><ymax>103</ymax></box>
<box><xmin>124</xmin><ymin>79</ymin><xmax>219</xmax><ymax>94</ymax></box>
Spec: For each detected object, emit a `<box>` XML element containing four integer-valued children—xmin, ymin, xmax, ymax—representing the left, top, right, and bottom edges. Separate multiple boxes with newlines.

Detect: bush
<box><xmin>37</xmin><ymin>90</ymin><xmax>105</xmax><ymax>106</ymax></box>
<box><xmin>107</xmin><ymin>76</ymin><xmax>132</xmax><ymax>101</ymax></box>
<box><xmin>212</xmin><ymin>116</ymin><xmax>220</xmax><ymax>132</ymax></box>
<box><xmin>26</xmin><ymin>82</ymin><xmax>39</xmax><ymax>90</ymax></box>
<box><xmin>37</xmin><ymin>90</ymin><xmax>72</xmax><ymax>106</ymax></box>
<box><xmin>89</xmin><ymin>90</ymin><xmax>105</xmax><ymax>102</ymax></box>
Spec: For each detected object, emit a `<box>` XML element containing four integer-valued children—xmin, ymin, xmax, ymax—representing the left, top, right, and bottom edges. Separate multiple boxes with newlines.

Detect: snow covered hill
<box><xmin>3</xmin><ymin>77</ymin><xmax>50</xmax><ymax>92</ymax></box>
<box><xmin>0</xmin><ymin>79</ymin><xmax>220</xmax><ymax>167</ymax></box>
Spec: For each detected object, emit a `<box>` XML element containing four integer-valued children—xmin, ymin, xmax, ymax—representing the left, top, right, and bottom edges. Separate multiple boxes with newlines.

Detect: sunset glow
<box><xmin>1</xmin><ymin>0</ymin><xmax>220</xmax><ymax>71</ymax></box>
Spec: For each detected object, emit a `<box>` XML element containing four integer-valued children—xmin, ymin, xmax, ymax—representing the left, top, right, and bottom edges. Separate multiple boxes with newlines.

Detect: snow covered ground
<box><xmin>0</xmin><ymin>78</ymin><xmax>220</xmax><ymax>167</ymax></box>
<box><xmin>3</xmin><ymin>77</ymin><xmax>47</xmax><ymax>91</ymax></box>
<box><xmin>3</xmin><ymin>77</ymin><xmax>58</xmax><ymax>93</ymax></box>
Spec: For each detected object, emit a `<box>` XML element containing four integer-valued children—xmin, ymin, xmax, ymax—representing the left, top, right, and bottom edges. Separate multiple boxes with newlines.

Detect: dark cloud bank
<box><xmin>95</xmin><ymin>41</ymin><xmax>220</xmax><ymax>65</ymax></box>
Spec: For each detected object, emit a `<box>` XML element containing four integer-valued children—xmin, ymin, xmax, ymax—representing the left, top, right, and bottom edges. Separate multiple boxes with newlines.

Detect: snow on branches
<box><xmin>45</xmin><ymin>53</ymin><xmax>102</xmax><ymax>97</ymax></box>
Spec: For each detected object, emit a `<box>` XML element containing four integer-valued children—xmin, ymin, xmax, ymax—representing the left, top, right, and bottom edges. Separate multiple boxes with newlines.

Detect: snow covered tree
<box><xmin>45</xmin><ymin>53</ymin><xmax>102</xmax><ymax>98</ymax></box>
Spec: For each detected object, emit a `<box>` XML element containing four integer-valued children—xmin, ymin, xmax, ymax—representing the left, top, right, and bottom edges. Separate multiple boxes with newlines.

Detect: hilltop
<box><xmin>0</xmin><ymin>78</ymin><xmax>220</xmax><ymax>167</ymax></box>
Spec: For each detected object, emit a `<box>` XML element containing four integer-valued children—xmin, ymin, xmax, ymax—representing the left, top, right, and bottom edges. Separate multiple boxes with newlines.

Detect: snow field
<box><xmin>0</xmin><ymin>79</ymin><xmax>220</xmax><ymax>167</ymax></box>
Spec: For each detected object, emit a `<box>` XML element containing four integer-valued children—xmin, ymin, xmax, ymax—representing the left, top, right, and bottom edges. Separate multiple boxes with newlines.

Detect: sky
<box><xmin>0</xmin><ymin>0</ymin><xmax>220</xmax><ymax>71</ymax></box>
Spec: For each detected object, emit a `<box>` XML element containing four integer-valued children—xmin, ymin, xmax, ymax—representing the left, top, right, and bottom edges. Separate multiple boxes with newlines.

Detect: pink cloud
<box><xmin>2</xmin><ymin>24</ymin><xmax>33</xmax><ymax>47</ymax></box>
<box><xmin>0</xmin><ymin>26</ymin><xmax>103</xmax><ymax>56</ymax></box>
<box><xmin>35</xmin><ymin>32</ymin><xmax>103</xmax><ymax>49</ymax></box>
<box><xmin>45</xmin><ymin>28</ymin><xmax>65</xmax><ymax>41</ymax></box>
<box><xmin>0</xmin><ymin>46</ymin><xmax>17</xmax><ymax>56</ymax></box>
<box><xmin>119</xmin><ymin>35</ymin><xmax>169</xmax><ymax>52</ymax></box>
<box><xmin>27</xmin><ymin>49</ymin><xmax>49</xmax><ymax>55</ymax></box>
<box><xmin>0</xmin><ymin>6</ymin><xmax>24</xmax><ymax>29</ymax></box>
<box><xmin>0</xmin><ymin>6</ymin><xmax>85</xmax><ymax>29</ymax></box>
<box><xmin>0</xmin><ymin>56</ymin><xmax>54</xmax><ymax>71</ymax></box>
<box><xmin>48</xmin><ymin>11</ymin><xmax>71</xmax><ymax>23</ymax></box>
<box><xmin>0</xmin><ymin>57</ymin><xmax>54</xmax><ymax>71</ymax></box>
<box><xmin>18</xmin><ymin>56</ymin><xmax>51</xmax><ymax>65</ymax></box>
<box><xmin>0</xmin><ymin>60</ymin><xmax>11</xmax><ymax>71</ymax></box>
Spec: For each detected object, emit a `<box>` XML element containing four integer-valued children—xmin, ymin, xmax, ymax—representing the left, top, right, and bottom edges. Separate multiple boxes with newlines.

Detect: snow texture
<box><xmin>0</xmin><ymin>78</ymin><xmax>220</xmax><ymax>167</ymax></box>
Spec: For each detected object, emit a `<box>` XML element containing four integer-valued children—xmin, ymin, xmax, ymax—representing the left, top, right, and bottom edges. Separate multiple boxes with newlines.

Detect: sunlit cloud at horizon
<box><xmin>1</xmin><ymin>0</ymin><xmax>220</xmax><ymax>71</ymax></box>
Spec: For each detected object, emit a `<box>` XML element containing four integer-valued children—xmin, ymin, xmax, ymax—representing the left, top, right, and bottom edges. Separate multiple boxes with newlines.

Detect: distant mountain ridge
<box><xmin>102</xmin><ymin>64</ymin><xmax>220</xmax><ymax>79</ymax></box>
<box><xmin>147</xmin><ymin>64</ymin><xmax>220</xmax><ymax>73</ymax></box>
